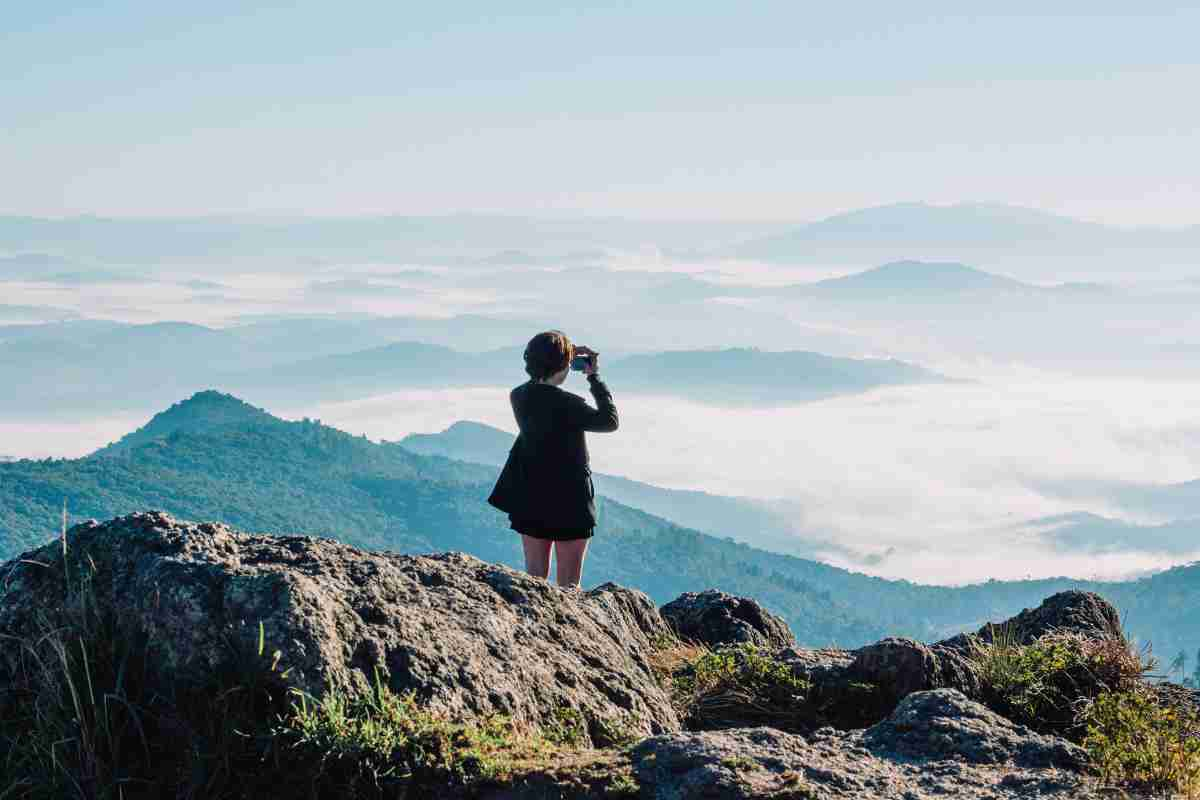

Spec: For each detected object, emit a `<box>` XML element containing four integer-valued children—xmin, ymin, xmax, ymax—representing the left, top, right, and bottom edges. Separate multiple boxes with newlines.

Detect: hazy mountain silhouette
<box><xmin>1030</xmin><ymin>512</ymin><xmax>1200</xmax><ymax>556</ymax></box>
<box><xmin>400</xmin><ymin>420</ymin><xmax>517</xmax><ymax>465</ymax></box>
<box><xmin>806</xmin><ymin>260</ymin><xmax>1030</xmax><ymax>296</ymax></box>
<box><xmin>727</xmin><ymin>202</ymin><xmax>1200</xmax><ymax>276</ymax></box>
<box><xmin>608</xmin><ymin>347</ymin><xmax>954</xmax><ymax>404</ymax></box>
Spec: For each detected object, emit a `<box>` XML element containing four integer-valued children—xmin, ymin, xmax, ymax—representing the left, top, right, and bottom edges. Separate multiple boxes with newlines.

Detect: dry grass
<box><xmin>969</xmin><ymin>622</ymin><xmax>1152</xmax><ymax>737</ymax></box>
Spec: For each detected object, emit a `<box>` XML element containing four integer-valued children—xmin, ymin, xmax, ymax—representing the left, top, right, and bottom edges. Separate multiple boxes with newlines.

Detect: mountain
<box><xmin>0</xmin><ymin>316</ymin><xmax>543</xmax><ymax>417</ymax></box>
<box><xmin>726</xmin><ymin>202</ymin><xmax>1200</xmax><ymax>278</ymax></box>
<box><xmin>233</xmin><ymin>344</ymin><xmax>951</xmax><ymax>407</ymax></box>
<box><xmin>1032</xmin><ymin>512</ymin><xmax>1200</xmax><ymax>556</ymax></box>
<box><xmin>225</xmin><ymin>342</ymin><xmax>523</xmax><ymax>405</ymax></box>
<box><xmin>607</xmin><ymin>347</ymin><xmax>953</xmax><ymax>404</ymax></box>
<box><xmin>399</xmin><ymin>420</ymin><xmax>833</xmax><ymax>559</ymax></box>
<box><xmin>95</xmin><ymin>390</ymin><xmax>278</xmax><ymax>456</ymax></box>
<box><xmin>806</xmin><ymin>260</ymin><xmax>1030</xmax><ymax>296</ymax></box>
<box><xmin>3</xmin><ymin>390</ymin><xmax>1200</xmax><ymax>657</ymax></box>
<box><xmin>400</xmin><ymin>420</ymin><xmax>517</xmax><ymax>465</ymax></box>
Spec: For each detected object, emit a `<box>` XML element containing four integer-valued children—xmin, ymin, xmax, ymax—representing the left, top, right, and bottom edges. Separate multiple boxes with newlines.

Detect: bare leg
<box><xmin>520</xmin><ymin>534</ymin><xmax>553</xmax><ymax>579</ymax></box>
<box><xmin>554</xmin><ymin>538</ymin><xmax>589</xmax><ymax>588</ymax></box>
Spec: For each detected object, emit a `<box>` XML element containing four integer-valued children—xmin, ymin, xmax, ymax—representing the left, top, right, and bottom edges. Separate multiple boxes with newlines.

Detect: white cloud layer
<box><xmin>279</xmin><ymin>377</ymin><xmax>1200</xmax><ymax>584</ymax></box>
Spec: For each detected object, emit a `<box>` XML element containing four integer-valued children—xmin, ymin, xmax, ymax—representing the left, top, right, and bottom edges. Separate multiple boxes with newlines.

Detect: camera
<box><xmin>570</xmin><ymin>354</ymin><xmax>593</xmax><ymax>371</ymax></box>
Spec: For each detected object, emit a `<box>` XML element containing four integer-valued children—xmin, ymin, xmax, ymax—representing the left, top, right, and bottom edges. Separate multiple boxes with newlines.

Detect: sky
<box><xmin>3</xmin><ymin>2</ymin><xmax>1199</xmax><ymax>225</ymax></box>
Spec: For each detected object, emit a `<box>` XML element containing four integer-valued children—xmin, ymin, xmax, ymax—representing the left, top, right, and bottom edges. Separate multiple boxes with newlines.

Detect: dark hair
<box><xmin>524</xmin><ymin>330</ymin><xmax>574</xmax><ymax>381</ymax></box>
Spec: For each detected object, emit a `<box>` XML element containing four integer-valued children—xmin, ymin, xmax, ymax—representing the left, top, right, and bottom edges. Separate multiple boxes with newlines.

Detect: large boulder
<box><xmin>660</xmin><ymin>589</ymin><xmax>795</xmax><ymax>649</ymax></box>
<box><xmin>863</xmin><ymin>689</ymin><xmax>1085</xmax><ymax>769</ymax></box>
<box><xmin>0</xmin><ymin>511</ymin><xmax>680</xmax><ymax>745</ymax></box>
<box><xmin>850</xmin><ymin>637</ymin><xmax>982</xmax><ymax>701</ymax></box>
<box><xmin>772</xmin><ymin>640</ymin><xmax>982</xmax><ymax>731</ymax></box>
<box><xmin>939</xmin><ymin>591</ymin><xmax>1124</xmax><ymax>653</ymax></box>
<box><xmin>623</xmin><ymin>690</ymin><xmax>1091</xmax><ymax>799</ymax></box>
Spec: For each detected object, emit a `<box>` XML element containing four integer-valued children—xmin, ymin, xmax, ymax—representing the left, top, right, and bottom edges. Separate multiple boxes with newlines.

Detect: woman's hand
<box><xmin>575</xmin><ymin>345</ymin><xmax>600</xmax><ymax>376</ymax></box>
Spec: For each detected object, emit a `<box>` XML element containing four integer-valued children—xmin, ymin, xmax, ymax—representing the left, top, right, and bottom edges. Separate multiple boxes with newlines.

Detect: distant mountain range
<box><xmin>5</xmin><ymin>204</ymin><xmax>1198</xmax><ymax>279</ymax></box>
<box><xmin>0</xmin><ymin>214</ymin><xmax>788</xmax><ymax>266</ymax></box>
<box><xmin>2</xmin><ymin>389</ymin><xmax>1199</xmax><ymax>657</ymax></box>
<box><xmin>0</xmin><ymin>317</ymin><xmax>953</xmax><ymax>416</ymax></box>
<box><xmin>724</xmin><ymin>203</ymin><xmax>1200</xmax><ymax>277</ymax></box>
<box><xmin>233</xmin><ymin>343</ymin><xmax>951</xmax><ymax>407</ymax></box>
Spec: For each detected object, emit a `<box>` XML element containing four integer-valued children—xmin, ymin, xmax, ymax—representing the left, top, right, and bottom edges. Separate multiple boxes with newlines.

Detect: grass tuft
<box><xmin>668</xmin><ymin>642</ymin><xmax>813</xmax><ymax>732</ymax></box>
<box><xmin>969</xmin><ymin>624</ymin><xmax>1151</xmax><ymax>736</ymax></box>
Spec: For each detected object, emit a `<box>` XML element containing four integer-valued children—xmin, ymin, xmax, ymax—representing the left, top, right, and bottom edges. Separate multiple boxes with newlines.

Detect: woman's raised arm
<box><xmin>563</xmin><ymin>373</ymin><xmax>618</xmax><ymax>432</ymax></box>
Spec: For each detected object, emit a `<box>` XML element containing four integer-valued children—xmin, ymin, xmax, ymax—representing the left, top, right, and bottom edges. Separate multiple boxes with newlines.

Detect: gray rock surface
<box><xmin>851</xmin><ymin>637</ymin><xmax>983</xmax><ymax>701</ymax></box>
<box><xmin>863</xmin><ymin>690</ymin><xmax>1085</xmax><ymax>769</ymax></box>
<box><xmin>625</xmin><ymin>690</ymin><xmax>1095</xmax><ymax>800</ymax></box>
<box><xmin>0</xmin><ymin>511</ymin><xmax>680</xmax><ymax>745</ymax></box>
<box><xmin>939</xmin><ymin>591</ymin><xmax>1123</xmax><ymax>653</ymax></box>
<box><xmin>660</xmin><ymin>589</ymin><xmax>795</xmax><ymax>649</ymax></box>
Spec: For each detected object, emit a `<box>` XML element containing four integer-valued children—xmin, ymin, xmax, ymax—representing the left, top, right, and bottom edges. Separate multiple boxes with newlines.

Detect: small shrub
<box><xmin>1081</xmin><ymin>688</ymin><xmax>1200</xmax><ymax>797</ymax></box>
<box><xmin>669</xmin><ymin>643</ymin><xmax>813</xmax><ymax>731</ymax></box>
<box><xmin>543</xmin><ymin>705</ymin><xmax>589</xmax><ymax>747</ymax></box>
<box><xmin>969</xmin><ymin>624</ymin><xmax>1150</xmax><ymax>736</ymax></box>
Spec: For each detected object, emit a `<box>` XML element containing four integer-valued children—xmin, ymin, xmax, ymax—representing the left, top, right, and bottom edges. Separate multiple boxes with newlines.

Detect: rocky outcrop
<box><xmin>0</xmin><ymin>512</ymin><xmax>1132</xmax><ymax>799</ymax></box>
<box><xmin>660</xmin><ymin>589</ymin><xmax>795</xmax><ymax>649</ymax></box>
<box><xmin>939</xmin><ymin>591</ymin><xmax>1124</xmax><ymax>653</ymax></box>
<box><xmin>851</xmin><ymin>637</ymin><xmax>982</xmax><ymax>701</ymax></box>
<box><xmin>623</xmin><ymin>690</ymin><xmax>1092</xmax><ymax>800</ymax></box>
<box><xmin>0</xmin><ymin>511</ymin><xmax>679</xmax><ymax>745</ymax></box>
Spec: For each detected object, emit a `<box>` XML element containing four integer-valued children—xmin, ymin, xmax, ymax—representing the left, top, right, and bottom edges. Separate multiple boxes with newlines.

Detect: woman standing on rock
<box><xmin>487</xmin><ymin>330</ymin><xmax>618</xmax><ymax>588</ymax></box>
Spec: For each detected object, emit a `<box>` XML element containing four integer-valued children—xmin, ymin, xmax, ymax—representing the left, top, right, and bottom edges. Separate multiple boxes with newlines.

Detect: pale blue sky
<box><xmin>3</xmin><ymin>2</ymin><xmax>1198</xmax><ymax>224</ymax></box>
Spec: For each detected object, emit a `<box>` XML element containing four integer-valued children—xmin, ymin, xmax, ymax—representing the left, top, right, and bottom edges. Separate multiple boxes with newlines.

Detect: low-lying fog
<box><xmin>273</xmin><ymin>375</ymin><xmax>1200</xmax><ymax>585</ymax></box>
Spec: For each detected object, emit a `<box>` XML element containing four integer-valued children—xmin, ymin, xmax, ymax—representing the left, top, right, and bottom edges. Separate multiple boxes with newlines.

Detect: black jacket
<box><xmin>487</xmin><ymin>373</ymin><xmax>618</xmax><ymax>529</ymax></box>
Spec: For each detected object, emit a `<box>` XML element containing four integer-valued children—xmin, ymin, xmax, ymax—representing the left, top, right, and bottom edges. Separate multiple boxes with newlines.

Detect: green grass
<box><xmin>667</xmin><ymin>642</ymin><xmax>814</xmax><ymax>732</ymax></box>
<box><xmin>1081</xmin><ymin>687</ymin><xmax>1200</xmax><ymax>798</ymax></box>
<box><xmin>968</xmin><ymin>623</ymin><xmax>1151</xmax><ymax>736</ymax></box>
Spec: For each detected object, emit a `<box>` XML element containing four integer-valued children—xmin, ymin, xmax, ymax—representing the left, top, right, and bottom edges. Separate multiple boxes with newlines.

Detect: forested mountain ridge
<box><xmin>1</xmin><ymin>390</ymin><xmax>1197</xmax><ymax>657</ymax></box>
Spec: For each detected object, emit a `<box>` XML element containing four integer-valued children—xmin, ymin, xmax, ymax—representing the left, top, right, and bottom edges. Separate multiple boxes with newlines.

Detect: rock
<box><xmin>850</xmin><ymin>637</ymin><xmax>982</xmax><ymax>701</ymax></box>
<box><xmin>778</xmin><ymin>646</ymin><xmax>854</xmax><ymax>684</ymax></box>
<box><xmin>0</xmin><ymin>511</ymin><xmax>680</xmax><ymax>745</ymax></box>
<box><xmin>864</xmin><ymin>689</ymin><xmax>1086</xmax><ymax>770</ymax></box>
<box><xmin>939</xmin><ymin>591</ymin><xmax>1124</xmax><ymax>653</ymax></box>
<box><xmin>622</xmin><ymin>690</ymin><xmax>1093</xmax><ymax>799</ymax></box>
<box><xmin>660</xmin><ymin>589</ymin><xmax>796</xmax><ymax>649</ymax></box>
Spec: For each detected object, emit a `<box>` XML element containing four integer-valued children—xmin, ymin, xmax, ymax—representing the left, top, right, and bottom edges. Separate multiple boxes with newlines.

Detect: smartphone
<box><xmin>570</xmin><ymin>354</ymin><xmax>592</xmax><ymax>371</ymax></box>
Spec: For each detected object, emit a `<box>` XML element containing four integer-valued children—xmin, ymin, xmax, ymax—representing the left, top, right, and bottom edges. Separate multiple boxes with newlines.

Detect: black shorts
<box><xmin>509</xmin><ymin>515</ymin><xmax>594</xmax><ymax>541</ymax></box>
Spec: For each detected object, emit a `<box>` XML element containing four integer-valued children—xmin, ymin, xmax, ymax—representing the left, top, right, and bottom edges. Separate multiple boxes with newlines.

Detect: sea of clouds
<box><xmin>258</xmin><ymin>373</ymin><xmax>1200</xmax><ymax>585</ymax></box>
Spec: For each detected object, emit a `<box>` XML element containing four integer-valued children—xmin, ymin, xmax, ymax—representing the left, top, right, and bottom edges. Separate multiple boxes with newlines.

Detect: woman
<box><xmin>486</xmin><ymin>330</ymin><xmax>618</xmax><ymax>588</ymax></box>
